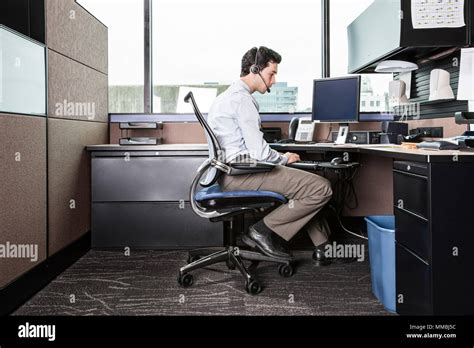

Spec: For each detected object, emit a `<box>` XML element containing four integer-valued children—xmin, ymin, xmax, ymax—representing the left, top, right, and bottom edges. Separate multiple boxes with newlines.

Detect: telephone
<box><xmin>277</xmin><ymin>117</ymin><xmax>315</xmax><ymax>143</ymax></box>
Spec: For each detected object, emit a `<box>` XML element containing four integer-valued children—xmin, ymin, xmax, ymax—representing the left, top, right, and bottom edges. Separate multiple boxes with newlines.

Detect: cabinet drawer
<box><xmin>92</xmin><ymin>157</ymin><xmax>205</xmax><ymax>202</ymax></box>
<box><xmin>393</xmin><ymin>170</ymin><xmax>428</xmax><ymax>219</ymax></box>
<box><xmin>396</xmin><ymin>242</ymin><xmax>432</xmax><ymax>315</ymax></box>
<box><xmin>393</xmin><ymin>161</ymin><xmax>428</xmax><ymax>176</ymax></box>
<box><xmin>92</xmin><ymin>202</ymin><xmax>223</xmax><ymax>248</ymax></box>
<box><xmin>395</xmin><ymin>208</ymin><xmax>430</xmax><ymax>261</ymax></box>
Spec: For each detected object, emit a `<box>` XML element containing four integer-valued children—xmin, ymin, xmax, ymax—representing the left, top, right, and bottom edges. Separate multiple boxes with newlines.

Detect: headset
<box><xmin>250</xmin><ymin>47</ymin><xmax>271</xmax><ymax>93</ymax></box>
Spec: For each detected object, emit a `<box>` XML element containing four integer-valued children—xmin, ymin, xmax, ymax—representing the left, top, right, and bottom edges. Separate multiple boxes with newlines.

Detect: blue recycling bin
<box><xmin>365</xmin><ymin>215</ymin><xmax>396</xmax><ymax>313</ymax></box>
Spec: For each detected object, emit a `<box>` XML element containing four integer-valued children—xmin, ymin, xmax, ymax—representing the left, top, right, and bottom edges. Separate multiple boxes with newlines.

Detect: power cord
<box><xmin>323</xmin><ymin>166</ymin><xmax>367</xmax><ymax>241</ymax></box>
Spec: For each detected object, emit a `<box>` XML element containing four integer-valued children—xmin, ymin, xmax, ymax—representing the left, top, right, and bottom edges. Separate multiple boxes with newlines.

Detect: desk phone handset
<box><xmin>289</xmin><ymin>117</ymin><xmax>315</xmax><ymax>143</ymax></box>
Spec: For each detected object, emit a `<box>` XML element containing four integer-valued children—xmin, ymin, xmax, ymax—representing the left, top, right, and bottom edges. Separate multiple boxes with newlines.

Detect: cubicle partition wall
<box><xmin>0</xmin><ymin>26</ymin><xmax>47</xmax><ymax>288</ymax></box>
<box><xmin>0</xmin><ymin>0</ymin><xmax>108</xmax><ymax>309</ymax></box>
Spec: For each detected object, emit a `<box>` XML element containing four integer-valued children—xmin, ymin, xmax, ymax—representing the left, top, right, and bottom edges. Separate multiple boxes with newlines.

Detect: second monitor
<box><xmin>312</xmin><ymin>75</ymin><xmax>361</xmax><ymax>144</ymax></box>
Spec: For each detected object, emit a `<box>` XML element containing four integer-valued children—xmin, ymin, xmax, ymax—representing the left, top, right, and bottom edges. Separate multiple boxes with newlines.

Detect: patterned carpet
<box><xmin>13</xmin><ymin>248</ymin><xmax>393</xmax><ymax>316</ymax></box>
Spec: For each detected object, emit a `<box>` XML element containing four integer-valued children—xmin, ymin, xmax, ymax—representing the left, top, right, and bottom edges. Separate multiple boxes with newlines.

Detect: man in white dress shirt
<box><xmin>208</xmin><ymin>46</ymin><xmax>336</xmax><ymax>264</ymax></box>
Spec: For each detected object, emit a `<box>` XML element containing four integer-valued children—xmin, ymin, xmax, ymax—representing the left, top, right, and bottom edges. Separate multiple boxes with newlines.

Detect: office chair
<box><xmin>177</xmin><ymin>92</ymin><xmax>294</xmax><ymax>295</ymax></box>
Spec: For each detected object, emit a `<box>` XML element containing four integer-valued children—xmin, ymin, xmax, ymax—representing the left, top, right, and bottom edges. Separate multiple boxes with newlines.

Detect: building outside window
<box><xmin>151</xmin><ymin>0</ymin><xmax>322</xmax><ymax>114</ymax></box>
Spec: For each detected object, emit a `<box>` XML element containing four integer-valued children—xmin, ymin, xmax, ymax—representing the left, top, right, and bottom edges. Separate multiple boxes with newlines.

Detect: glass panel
<box><xmin>330</xmin><ymin>0</ymin><xmax>392</xmax><ymax>113</ymax></box>
<box><xmin>152</xmin><ymin>0</ymin><xmax>322</xmax><ymax>114</ymax></box>
<box><xmin>77</xmin><ymin>0</ymin><xmax>145</xmax><ymax>113</ymax></box>
<box><xmin>0</xmin><ymin>25</ymin><xmax>46</xmax><ymax>115</ymax></box>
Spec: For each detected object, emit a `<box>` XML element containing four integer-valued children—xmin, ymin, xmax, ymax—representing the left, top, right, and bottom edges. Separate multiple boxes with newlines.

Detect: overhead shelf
<box><xmin>347</xmin><ymin>0</ymin><xmax>473</xmax><ymax>74</ymax></box>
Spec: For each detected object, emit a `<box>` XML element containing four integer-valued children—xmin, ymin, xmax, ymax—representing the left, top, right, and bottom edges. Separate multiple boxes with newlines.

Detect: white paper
<box><xmin>457</xmin><ymin>48</ymin><xmax>474</xmax><ymax>101</ymax></box>
<box><xmin>411</xmin><ymin>0</ymin><xmax>465</xmax><ymax>29</ymax></box>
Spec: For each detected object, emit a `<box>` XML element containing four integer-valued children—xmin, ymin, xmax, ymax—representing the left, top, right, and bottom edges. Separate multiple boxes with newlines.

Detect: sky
<box><xmin>78</xmin><ymin>0</ymin><xmax>390</xmax><ymax>111</ymax></box>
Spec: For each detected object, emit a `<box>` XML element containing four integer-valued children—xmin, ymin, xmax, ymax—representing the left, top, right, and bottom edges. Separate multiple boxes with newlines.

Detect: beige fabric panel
<box><xmin>47</xmin><ymin>118</ymin><xmax>108</xmax><ymax>256</ymax></box>
<box><xmin>0</xmin><ymin>114</ymin><xmax>47</xmax><ymax>288</ymax></box>
<box><xmin>46</xmin><ymin>0</ymin><xmax>108</xmax><ymax>74</ymax></box>
<box><xmin>48</xmin><ymin>50</ymin><xmax>108</xmax><ymax>123</ymax></box>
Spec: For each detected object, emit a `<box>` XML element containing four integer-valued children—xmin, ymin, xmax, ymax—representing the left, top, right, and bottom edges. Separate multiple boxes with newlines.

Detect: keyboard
<box><xmin>288</xmin><ymin>160</ymin><xmax>360</xmax><ymax>170</ymax></box>
<box><xmin>287</xmin><ymin>160</ymin><xmax>320</xmax><ymax>170</ymax></box>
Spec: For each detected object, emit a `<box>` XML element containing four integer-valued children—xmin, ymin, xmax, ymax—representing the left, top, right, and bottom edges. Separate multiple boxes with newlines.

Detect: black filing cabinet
<box><xmin>393</xmin><ymin>160</ymin><xmax>474</xmax><ymax>315</ymax></box>
<box><xmin>90</xmin><ymin>147</ymin><xmax>223</xmax><ymax>248</ymax></box>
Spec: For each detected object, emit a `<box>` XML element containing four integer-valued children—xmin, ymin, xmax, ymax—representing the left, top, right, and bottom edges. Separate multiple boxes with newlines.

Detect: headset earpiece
<box><xmin>250</xmin><ymin>47</ymin><xmax>260</xmax><ymax>74</ymax></box>
<box><xmin>251</xmin><ymin>46</ymin><xmax>271</xmax><ymax>93</ymax></box>
<box><xmin>250</xmin><ymin>64</ymin><xmax>259</xmax><ymax>74</ymax></box>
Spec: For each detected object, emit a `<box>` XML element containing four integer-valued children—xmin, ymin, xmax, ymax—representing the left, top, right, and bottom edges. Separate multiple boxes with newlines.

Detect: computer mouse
<box><xmin>330</xmin><ymin>157</ymin><xmax>343</xmax><ymax>165</ymax></box>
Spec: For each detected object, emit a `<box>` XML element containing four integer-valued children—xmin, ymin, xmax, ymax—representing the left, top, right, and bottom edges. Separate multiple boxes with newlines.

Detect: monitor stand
<box><xmin>335</xmin><ymin>123</ymin><xmax>349</xmax><ymax>144</ymax></box>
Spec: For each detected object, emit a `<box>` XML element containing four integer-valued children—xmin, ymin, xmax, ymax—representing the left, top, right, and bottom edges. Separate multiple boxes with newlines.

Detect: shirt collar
<box><xmin>236</xmin><ymin>79</ymin><xmax>252</xmax><ymax>93</ymax></box>
<box><xmin>234</xmin><ymin>80</ymin><xmax>259</xmax><ymax>111</ymax></box>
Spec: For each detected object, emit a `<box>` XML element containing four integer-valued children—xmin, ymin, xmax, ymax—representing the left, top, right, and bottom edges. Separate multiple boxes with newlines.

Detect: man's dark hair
<box><xmin>240</xmin><ymin>46</ymin><xmax>282</xmax><ymax>77</ymax></box>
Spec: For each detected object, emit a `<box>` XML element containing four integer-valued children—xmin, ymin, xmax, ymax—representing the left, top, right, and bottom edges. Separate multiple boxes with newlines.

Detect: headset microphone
<box><xmin>258</xmin><ymin>72</ymin><xmax>271</xmax><ymax>93</ymax></box>
<box><xmin>250</xmin><ymin>47</ymin><xmax>271</xmax><ymax>93</ymax></box>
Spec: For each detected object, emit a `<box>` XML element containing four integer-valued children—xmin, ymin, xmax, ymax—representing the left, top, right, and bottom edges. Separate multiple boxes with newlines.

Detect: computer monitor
<box><xmin>312</xmin><ymin>76</ymin><xmax>361</xmax><ymax>144</ymax></box>
<box><xmin>312</xmin><ymin>76</ymin><xmax>361</xmax><ymax>123</ymax></box>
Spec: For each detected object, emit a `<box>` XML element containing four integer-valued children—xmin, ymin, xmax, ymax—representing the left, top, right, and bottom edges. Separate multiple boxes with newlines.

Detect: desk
<box><xmin>271</xmin><ymin>142</ymin><xmax>474</xmax><ymax>315</ymax></box>
<box><xmin>87</xmin><ymin>144</ymin><xmax>223</xmax><ymax>249</ymax></box>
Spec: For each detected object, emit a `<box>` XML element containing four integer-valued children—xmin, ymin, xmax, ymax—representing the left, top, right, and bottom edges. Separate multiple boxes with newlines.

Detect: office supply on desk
<box><xmin>429</xmin><ymin>69</ymin><xmax>454</xmax><ymax>101</ymax></box>
<box><xmin>312</xmin><ymin>75</ymin><xmax>360</xmax><ymax>145</ymax></box>
<box><xmin>457</xmin><ymin>48</ymin><xmax>474</xmax><ymax>132</ymax></box>
<box><xmin>400</xmin><ymin>142</ymin><xmax>418</xmax><ymax>150</ymax></box>
<box><xmin>331</xmin><ymin>130</ymin><xmax>380</xmax><ymax>144</ymax></box>
<box><xmin>389</xmin><ymin>80</ymin><xmax>408</xmax><ymax>105</ymax></box>
<box><xmin>380</xmin><ymin>121</ymin><xmax>408</xmax><ymax>144</ymax></box>
<box><xmin>119</xmin><ymin>137</ymin><xmax>160</xmax><ymax>145</ymax></box>
<box><xmin>457</xmin><ymin>48</ymin><xmax>474</xmax><ymax>101</ymax></box>
<box><xmin>294</xmin><ymin>117</ymin><xmax>315</xmax><ymax>142</ymax></box>
<box><xmin>262</xmin><ymin>127</ymin><xmax>282</xmax><ymax>143</ymax></box>
<box><xmin>416</xmin><ymin>140</ymin><xmax>461</xmax><ymax>151</ymax></box>
<box><xmin>276</xmin><ymin>117</ymin><xmax>316</xmax><ymax>144</ymax></box>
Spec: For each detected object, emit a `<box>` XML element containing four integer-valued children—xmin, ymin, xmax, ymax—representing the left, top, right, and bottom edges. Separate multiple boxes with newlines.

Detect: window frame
<box><xmin>110</xmin><ymin>0</ymin><xmax>332</xmax><ymax>119</ymax></box>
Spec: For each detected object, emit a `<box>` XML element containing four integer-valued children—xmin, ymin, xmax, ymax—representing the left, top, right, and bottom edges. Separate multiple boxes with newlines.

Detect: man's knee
<box><xmin>320</xmin><ymin>178</ymin><xmax>333</xmax><ymax>200</ymax></box>
<box><xmin>310</xmin><ymin>176</ymin><xmax>332</xmax><ymax>201</ymax></box>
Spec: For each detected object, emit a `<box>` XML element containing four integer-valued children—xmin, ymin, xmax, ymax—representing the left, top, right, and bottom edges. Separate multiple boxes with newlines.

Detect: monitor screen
<box><xmin>312</xmin><ymin>76</ymin><xmax>361</xmax><ymax>123</ymax></box>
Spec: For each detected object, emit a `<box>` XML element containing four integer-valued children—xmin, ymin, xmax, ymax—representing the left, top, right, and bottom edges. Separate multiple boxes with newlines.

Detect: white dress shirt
<box><xmin>207</xmin><ymin>80</ymin><xmax>288</xmax><ymax>165</ymax></box>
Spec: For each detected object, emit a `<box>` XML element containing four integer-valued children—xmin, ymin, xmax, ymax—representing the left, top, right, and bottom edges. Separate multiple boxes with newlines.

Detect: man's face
<box><xmin>256</xmin><ymin>61</ymin><xmax>278</xmax><ymax>93</ymax></box>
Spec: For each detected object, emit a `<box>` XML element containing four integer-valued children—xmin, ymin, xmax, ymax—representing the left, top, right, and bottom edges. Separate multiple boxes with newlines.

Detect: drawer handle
<box><xmin>394</xmin><ymin>205</ymin><xmax>428</xmax><ymax>222</ymax></box>
<box><xmin>393</xmin><ymin>169</ymin><xmax>427</xmax><ymax>179</ymax></box>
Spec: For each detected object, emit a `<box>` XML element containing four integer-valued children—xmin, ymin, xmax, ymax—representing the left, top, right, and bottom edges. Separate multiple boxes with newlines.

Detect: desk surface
<box><xmin>86</xmin><ymin>144</ymin><xmax>209</xmax><ymax>151</ymax></box>
<box><xmin>270</xmin><ymin>143</ymin><xmax>474</xmax><ymax>163</ymax></box>
<box><xmin>86</xmin><ymin>143</ymin><xmax>474</xmax><ymax>163</ymax></box>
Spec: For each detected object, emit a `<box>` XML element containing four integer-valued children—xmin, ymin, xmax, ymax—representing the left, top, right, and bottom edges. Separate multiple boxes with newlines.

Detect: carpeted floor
<box><xmin>13</xmin><ymin>248</ymin><xmax>394</xmax><ymax>316</ymax></box>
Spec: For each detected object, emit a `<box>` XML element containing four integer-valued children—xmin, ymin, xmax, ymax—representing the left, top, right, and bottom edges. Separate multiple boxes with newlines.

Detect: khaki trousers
<box><xmin>217</xmin><ymin>165</ymin><xmax>333</xmax><ymax>246</ymax></box>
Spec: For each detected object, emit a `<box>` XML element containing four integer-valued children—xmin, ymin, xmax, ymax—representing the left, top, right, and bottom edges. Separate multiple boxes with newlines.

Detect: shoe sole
<box><xmin>242</xmin><ymin>235</ymin><xmax>291</xmax><ymax>261</ymax></box>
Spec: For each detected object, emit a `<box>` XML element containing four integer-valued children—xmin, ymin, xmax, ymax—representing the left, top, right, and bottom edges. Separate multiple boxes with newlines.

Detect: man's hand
<box><xmin>284</xmin><ymin>152</ymin><xmax>300</xmax><ymax>164</ymax></box>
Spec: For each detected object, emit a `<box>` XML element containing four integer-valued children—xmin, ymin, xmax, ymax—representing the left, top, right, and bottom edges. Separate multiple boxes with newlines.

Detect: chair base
<box><xmin>178</xmin><ymin>246</ymin><xmax>294</xmax><ymax>295</ymax></box>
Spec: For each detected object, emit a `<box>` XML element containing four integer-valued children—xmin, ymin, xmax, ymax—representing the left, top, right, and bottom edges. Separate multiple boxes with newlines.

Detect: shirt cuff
<box><xmin>279</xmin><ymin>154</ymin><xmax>289</xmax><ymax>165</ymax></box>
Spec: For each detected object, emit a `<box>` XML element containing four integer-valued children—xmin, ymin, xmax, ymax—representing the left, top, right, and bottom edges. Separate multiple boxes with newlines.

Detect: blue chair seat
<box><xmin>195</xmin><ymin>184</ymin><xmax>287</xmax><ymax>209</ymax></box>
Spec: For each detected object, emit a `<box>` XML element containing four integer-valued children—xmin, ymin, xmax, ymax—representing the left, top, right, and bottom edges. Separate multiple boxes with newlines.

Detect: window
<box><xmin>330</xmin><ymin>0</ymin><xmax>391</xmax><ymax>113</ymax></box>
<box><xmin>77</xmin><ymin>0</ymin><xmax>144</xmax><ymax>113</ymax></box>
<box><xmin>151</xmin><ymin>0</ymin><xmax>322</xmax><ymax>113</ymax></box>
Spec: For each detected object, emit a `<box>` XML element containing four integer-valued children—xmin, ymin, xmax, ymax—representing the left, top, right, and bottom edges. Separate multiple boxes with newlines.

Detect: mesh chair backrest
<box><xmin>184</xmin><ymin>92</ymin><xmax>223</xmax><ymax>186</ymax></box>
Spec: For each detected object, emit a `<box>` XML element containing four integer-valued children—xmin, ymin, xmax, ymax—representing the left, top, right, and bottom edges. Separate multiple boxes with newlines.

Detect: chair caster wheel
<box><xmin>226</xmin><ymin>259</ymin><xmax>235</xmax><ymax>270</ymax></box>
<box><xmin>278</xmin><ymin>263</ymin><xmax>294</xmax><ymax>278</ymax></box>
<box><xmin>187</xmin><ymin>255</ymin><xmax>200</xmax><ymax>264</ymax></box>
<box><xmin>178</xmin><ymin>273</ymin><xmax>194</xmax><ymax>288</ymax></box>
<box><xmin>245</xmin><ymin>279</ymin><xmax>262</xmax><ymax>295</ymax></box>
